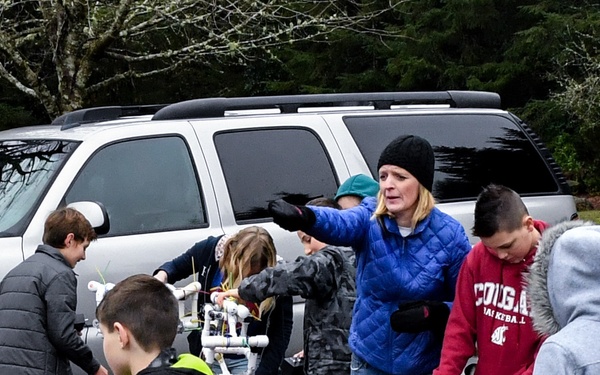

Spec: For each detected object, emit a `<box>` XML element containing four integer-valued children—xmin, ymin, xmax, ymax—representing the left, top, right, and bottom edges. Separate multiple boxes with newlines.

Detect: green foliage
<box><xmin>1</xmin><ymin>0</ymin><xmax>598</xmax><ymax>192</ymax></box>
<box><xmin>516</xmin><ymin>95</ymin><xmax>600</xmax><ymax>194</ymax></box>
<box><xmin>578</xmin><ymin>210</ymin><xmax>600</xmax><ymax>224</ymax></box>
<box><xmin>261</xmin><ymin>30</ymin><xmax>398</xmax><ymax>94</ymax></box>
<box><xmin>550</xmin><ymin>134</ymin><xmax>583</xmax><ymax>181</ymax></box>
<box><xmin>386</xmin><ymin>0</ymin><xmax>551</xmax><ymax>104</ymax></box>
<box><xmin>514</xmin><ymin>100</ymin><xmax>587</xmax><ymax>190</ymax></box>
<box><xmin>0</xmin><ymin>104</ymin><xmax>37</xmax><ymax>130</ymax></box>
<box><xmin>543</xmin><ymin>5</ymin><xmax>600</xmax><ymax>193</ymax></box>
<box><xmin>514</xmin><ymin>100</ymin><xmax>571</xmax><ymax>143</ymax></box>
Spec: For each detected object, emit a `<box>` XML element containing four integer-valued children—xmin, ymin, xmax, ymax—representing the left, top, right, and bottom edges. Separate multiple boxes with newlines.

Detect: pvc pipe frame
<box><xmin>201</xmin><ymin>299</ymin><xmax>270</xmax><ymax>375</ymax></box>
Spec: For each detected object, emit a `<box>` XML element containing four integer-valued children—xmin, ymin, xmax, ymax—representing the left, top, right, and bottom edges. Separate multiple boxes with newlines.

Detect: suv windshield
<box><xmin>0</xmin><ymin>140</ymin><xmax>78</xmax><ymax>237</ymax></box>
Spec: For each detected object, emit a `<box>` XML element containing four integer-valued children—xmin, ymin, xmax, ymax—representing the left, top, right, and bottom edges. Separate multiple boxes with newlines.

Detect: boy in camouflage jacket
<box><xmin>216</xmin><ymin>198</ymin><xmax>356</xmax><ymax>375</ymax></box>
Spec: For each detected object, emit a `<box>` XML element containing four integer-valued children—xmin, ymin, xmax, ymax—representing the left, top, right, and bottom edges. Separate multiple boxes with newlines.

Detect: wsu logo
<box><xmin>491</xmin><ymin>325</ymin><xmax>508</xmax><ymax>346</ymax></box>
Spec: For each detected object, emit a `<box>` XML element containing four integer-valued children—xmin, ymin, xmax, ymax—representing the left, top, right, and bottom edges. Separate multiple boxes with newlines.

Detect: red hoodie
<box><xmin>433</xmin><ymin>220</ymin><xmax>548</xmax><ymax>375</ymax></box>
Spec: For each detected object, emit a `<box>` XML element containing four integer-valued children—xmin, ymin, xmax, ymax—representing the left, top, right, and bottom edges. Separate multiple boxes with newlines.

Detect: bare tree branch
<box><xmin>552</xmin><ymin>28</ymin><xmax>600</xmax><ymax>133</ymax></box>
<box><xmin>0</xmin><ymin>0</ymin><xmax>406</xmax><ymax>118</ymax></box>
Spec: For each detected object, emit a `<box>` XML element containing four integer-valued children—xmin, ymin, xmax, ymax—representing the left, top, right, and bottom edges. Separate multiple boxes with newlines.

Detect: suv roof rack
<box><xmin>52</xmin><ymin>104</ymin><xmax>167</xmax><ymax>130</ymax></box>
<box><xmin>151</xmin><ymin>91</ymin><xmax>501</xmax><ymax>121</ymax></box>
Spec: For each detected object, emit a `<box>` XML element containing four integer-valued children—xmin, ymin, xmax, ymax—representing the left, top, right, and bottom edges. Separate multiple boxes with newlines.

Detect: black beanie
<box><xmin>377</xmin><ymin>135</ymin><xmax>435</xmax><ymax>191</ymax></box>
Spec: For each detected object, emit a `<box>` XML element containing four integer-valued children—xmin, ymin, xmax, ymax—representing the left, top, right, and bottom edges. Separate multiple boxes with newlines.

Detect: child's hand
<box><xmin>95</xmin><ymin>365</ymin><xmax>109</xmax><ymax>375</ymax></box>
<box><xmin>154</xmin><ymin>270</ymin><xmax>168</xmax><ymax>283</ymax></box>
<box><xmin>215</xmin><ymin>289</ymin><xmax>240</xmax><ymax>306</ymax></box>
<box><xmin>293</xmin><ymin>350</ymin><xmax>304</xmax><ymax>358</ymax></box>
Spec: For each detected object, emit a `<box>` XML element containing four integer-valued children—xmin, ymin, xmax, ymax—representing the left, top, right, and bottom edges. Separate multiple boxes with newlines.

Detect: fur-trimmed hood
<box><xmin>527</xmin><ymin>220</ymin><xmax>599</xmax><ymax>337</ymax></box>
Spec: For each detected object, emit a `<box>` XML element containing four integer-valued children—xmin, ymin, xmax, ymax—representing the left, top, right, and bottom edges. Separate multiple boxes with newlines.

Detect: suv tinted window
<box><xmin>345</xmin><ymin>114</ymin><xmax>559</xmax><ymax>201</ymax></box>
<box><xmin>215</xmin><ymin>128</ymin><xmax>339</xmax><ymax>222</ymax></box>
<box><xmin>65</xmin><ymin>136</ymin><xmax>206</xmax><ymax>236</ymax></box>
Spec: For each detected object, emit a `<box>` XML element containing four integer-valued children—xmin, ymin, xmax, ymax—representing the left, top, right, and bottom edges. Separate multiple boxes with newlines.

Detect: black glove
<box><xmin>390</xmin><ymin>300</ymin><xmax>450</xmax><ymax>338</ymax></box>
<box><xmin>268</xmin><ymin>199</ymin><xmax>316</xmax><ymax>232</ymax></box>
<box><xmin>74</xmin><ymin>313</ymin><xmax>86</xmax><ymax>332</ymax></box>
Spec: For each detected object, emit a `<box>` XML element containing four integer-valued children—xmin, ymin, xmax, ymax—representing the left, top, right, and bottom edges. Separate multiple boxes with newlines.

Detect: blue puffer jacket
<box><xmin>307</xmin><ymin>197</ymin><xmax>471</xmax><ymax>374</ymax></box>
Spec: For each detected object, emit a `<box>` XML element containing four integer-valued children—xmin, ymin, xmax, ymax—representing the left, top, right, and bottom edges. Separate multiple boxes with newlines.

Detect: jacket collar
<box><xmin>381</xmin><ymin>207</ymin><xmax>435</xmax><ymax>236</ymax></box>
<box><xmin>35</xmin><ymin>244</ymin><xmax>72</xmax><ymax>268</ymax></box>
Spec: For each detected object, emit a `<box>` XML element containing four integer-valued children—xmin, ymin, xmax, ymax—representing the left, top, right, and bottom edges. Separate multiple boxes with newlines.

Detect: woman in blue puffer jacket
<box><xmin>269</xmin><ymin>135</ymin><xmax>472</xmax><ymax>375</ymax></box>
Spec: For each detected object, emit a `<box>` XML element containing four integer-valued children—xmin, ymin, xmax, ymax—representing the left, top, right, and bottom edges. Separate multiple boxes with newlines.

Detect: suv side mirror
<box><xmin>67</xmin><ymin>201</ymin><xmax>110</xmax><ymax>235</ymax></box>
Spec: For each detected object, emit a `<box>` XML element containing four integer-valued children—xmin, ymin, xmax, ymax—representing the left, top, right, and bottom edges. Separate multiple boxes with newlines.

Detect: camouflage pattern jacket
<box><xmin>239</xmin><ymin>245</ymin><xmax>356</xmax><ymax>375</ymax></box>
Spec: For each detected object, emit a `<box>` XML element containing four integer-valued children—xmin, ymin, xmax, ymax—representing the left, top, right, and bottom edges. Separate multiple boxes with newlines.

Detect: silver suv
<box><xmin>0</xmin><ymin>91</ymin><xmax>577</xmax><ymax>373</ymax></box>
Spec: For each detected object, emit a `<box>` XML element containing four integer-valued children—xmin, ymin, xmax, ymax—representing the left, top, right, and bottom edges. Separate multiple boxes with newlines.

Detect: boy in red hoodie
<box><xmin>433</xmin><ymin>184</ymin><xmax>547</xmax><ymax>375</ymax></box>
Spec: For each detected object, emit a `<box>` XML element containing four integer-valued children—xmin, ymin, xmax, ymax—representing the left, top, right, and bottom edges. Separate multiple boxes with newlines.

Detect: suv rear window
<box><xmin>215</xmin><ymin>128</ymin><xmax>339</xmax><ymax>222</ymax></box>
<box><xmin>344</xmin><ymin>113</ymin><xmax>559</xmax><ymax>202</ymax></box>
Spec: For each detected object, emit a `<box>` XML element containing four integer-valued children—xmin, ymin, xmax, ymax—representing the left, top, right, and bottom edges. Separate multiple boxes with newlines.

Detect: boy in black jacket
<box><xmin>96</xmin><ymin>274</ymin><xmax>212</xmax><ymax>375</ymax></box>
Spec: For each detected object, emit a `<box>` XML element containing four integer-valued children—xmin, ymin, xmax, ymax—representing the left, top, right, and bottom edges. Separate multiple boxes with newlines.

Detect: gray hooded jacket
<box><xmin>527</xmin><ymin>220</ymin><xmax>600</xmax><ymax>375</ymax></box>
<box><xmin>0</xmin><ymin>244</ymin><xmax>100</xmax><ymax>375</ymax></box>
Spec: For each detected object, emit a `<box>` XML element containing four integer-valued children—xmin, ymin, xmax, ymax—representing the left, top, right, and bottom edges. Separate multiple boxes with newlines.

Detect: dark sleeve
<box><xmin>46</xmin><ymin>272</ymin><xmax>100</xmax><ymax>375</ymax></box>
<box><xmin>238</xmin><ymin>250</ymin><xmax>341</xmax><ymax>302</ymax></box>
<box><xmin>255</xmin><ymin>295</ymin><xmax>294</xmax><ymax>375</ymax></box>
<box><xmin>154</xmin><ymin>236</ymin><xmax>220</xmax><ymax>284</ymax></box>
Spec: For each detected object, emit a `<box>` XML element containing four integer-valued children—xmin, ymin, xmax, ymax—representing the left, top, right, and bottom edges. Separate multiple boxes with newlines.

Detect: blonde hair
<box><xmin>373</xmin><ymin>185</ymin><xmax>435</xmax><ymax>230</ymax></box>
<box><xmin>219</xmin><ymin>226</ymin><xmax>277</xmax><ymax>315</ymax></box>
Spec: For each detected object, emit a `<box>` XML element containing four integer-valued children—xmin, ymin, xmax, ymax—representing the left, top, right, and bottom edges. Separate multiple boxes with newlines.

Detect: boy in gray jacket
<box><xmin>527</xmin><ymin>220</ymin><xmax>600</xmax><ymax>375</ymax></box>
<box><xmin>0</xmin><ymin>207</ymin><xmax>108</xmax><ymax>375</ymax></box>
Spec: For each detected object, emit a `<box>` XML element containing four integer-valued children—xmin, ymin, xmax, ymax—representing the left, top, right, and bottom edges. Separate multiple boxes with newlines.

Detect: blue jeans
<box><xmin>350</xmin><ymin>354</ymin><xmax>391</xmax><ymax>375</ymax></box>
<box><xmin>350</xmin><ymin>353</ymin><xmax>434</xmax><ymax>375</ymax></box>
<box><xmin>210</xmin><ymin>356</ymin><xmax>250</xmax><ymax>374</ymax></box>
